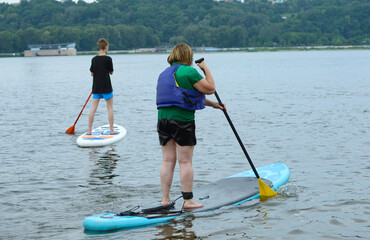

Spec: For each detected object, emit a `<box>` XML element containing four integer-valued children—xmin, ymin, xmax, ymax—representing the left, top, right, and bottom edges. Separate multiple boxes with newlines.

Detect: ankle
<box><xmin>182</xmin><ymin>191</ymin><xmax>193</xmax><ymax>200</ymax></box>
<box><xmin>162</xmin><ymin>197</ymin><xmax>170</xmax><ymax>205</ymax></box>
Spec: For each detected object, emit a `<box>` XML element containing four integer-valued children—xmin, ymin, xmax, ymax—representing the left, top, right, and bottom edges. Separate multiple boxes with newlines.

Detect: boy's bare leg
<box><xmin>88</xmin><ymin>99</ymin><xmax>100</xmax><ymax>135</ymax></box>
<box><xmin>106</xmin><ymin>97</ymin><xmax>116</xmax><ymax>134</ymax></box>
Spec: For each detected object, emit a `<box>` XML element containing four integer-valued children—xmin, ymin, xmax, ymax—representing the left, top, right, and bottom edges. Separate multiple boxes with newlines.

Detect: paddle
<box><xmin>195</xmin><ymin>58</ymin><xmax>277</xmax><ymax>201</ymax></box>
<box><xmin>65</xmin><ymin>92</ymin><xmax>92</xmax><ymax>134</ymax></box>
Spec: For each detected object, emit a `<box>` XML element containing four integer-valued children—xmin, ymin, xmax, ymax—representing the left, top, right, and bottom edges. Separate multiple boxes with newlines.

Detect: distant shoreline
<box><xmin>1</xmin><ymin>45</ymin><xmax>369</xmax><ymax>58</ymax></box>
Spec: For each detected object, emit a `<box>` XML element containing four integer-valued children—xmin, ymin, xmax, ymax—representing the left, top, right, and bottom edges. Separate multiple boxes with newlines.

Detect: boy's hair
<box><xmin>167</xmin><ymin>43</ymin><xmax>193</xmax><ymax>66</ymax></box>
<box><xmin>97</xmin><ymin>38</ymin><xmax>109</xmax><ymax>50</ymax></box>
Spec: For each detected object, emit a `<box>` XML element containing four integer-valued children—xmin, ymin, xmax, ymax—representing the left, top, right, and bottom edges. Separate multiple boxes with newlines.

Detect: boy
<box><xmin>88</xmin><ymin>38</ymin><xmax>117</xmax><ymax>135</ymax></box>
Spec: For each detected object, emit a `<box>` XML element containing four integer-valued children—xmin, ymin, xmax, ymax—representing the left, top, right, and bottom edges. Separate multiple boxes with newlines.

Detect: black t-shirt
<box><xmin>90</xmin><ymin>55</ymin><xmax>114</xmax><ymax>93</ymax></box>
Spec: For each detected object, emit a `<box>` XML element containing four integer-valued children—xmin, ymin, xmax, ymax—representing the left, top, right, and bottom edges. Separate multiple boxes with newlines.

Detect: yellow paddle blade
<box><xmin>258</xmin><ymin>178</ymin><xmax>277</xmax><ymax>201</ymax></box>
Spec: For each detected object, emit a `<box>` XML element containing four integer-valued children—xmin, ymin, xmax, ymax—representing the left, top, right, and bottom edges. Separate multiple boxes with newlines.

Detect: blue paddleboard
<box><xmin>83</xmin><ymin>162</ymin><xmax>290</xmax><ymax>231</ymax></box>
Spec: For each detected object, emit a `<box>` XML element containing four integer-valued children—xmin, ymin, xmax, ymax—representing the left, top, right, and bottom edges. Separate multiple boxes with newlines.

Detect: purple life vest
<box><xmin>156</xmin><ymin>65</ymin><xmax>205</xmax><ymax>110</ymax></box>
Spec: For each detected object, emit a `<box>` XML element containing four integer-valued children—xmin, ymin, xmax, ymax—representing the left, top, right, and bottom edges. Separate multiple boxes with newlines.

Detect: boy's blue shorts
<box><xmin>93</xmin><ymin>92</ymin><xmax>113</xmax><ymax>100</ymax></box>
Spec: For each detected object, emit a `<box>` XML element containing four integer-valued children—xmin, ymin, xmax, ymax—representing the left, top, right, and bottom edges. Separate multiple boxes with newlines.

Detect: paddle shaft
<box><xmin>74</xmin><ymin>92</ymin><xmax>92</xmax><ymax>125</ymax></box>
<box><xmin>214</xmin><ymin>91</ymin><xmax>260</xmax><ymax>179</ymax></box>
<box><xmin>195</xmin><ymin>58</ymin><xmax>260</xmax><ymax>179</ymax></box>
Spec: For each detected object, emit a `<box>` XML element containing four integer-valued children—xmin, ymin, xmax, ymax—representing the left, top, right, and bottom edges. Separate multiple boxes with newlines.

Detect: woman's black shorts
<box><xmin>157</xmin><ymin>119</ymin><xmax>196</xmax><ymax>146</ymax></box>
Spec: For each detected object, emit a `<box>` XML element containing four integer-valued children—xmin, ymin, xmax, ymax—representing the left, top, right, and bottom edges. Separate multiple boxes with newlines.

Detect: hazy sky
<box><xmin>0</xmin><ymin>0</ymin><xmax>95</xmax><ymax>3</ymax></box>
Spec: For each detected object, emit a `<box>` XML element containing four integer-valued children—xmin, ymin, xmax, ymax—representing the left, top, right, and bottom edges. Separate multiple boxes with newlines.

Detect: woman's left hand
<box><xmin>212</xmin><ymin>101</ymin><xmax>226</xmax><ymax>111</ymax></box>
<box><xmin>205</xmin><ymin>99</ymin><xmax>226</xmax><ymax>110</ymax></box>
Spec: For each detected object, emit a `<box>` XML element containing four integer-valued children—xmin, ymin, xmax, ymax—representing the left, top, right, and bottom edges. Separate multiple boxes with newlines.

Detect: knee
<box><xmin>163</xmin><ymin>156</ymin><xmax>176</xmax><ymax>165</ymax></box>
<box><xmin>178</xmin><ymin>157</ymin><xmax>192</xmax><ymax>166</ymax></box>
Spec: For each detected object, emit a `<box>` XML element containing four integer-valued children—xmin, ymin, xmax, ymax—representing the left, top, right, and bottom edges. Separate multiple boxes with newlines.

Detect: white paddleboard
<box><xmin>76</xmin><ymin>124</ymin><xmax>127</xmax><ymax>147</ymax></box>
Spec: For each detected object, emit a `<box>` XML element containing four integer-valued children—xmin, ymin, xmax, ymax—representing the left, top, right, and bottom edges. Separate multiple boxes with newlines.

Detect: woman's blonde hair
<box><xmin>167</xmin><ymin>43</ymin><xmax>193</xmax><ymax>66</ymax></box>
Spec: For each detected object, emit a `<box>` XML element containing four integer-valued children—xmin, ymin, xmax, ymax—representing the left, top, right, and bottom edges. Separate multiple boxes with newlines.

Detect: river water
<box><xmin>0</xmin><ymin>50</ymin><xmax>369</xmax><ymax>239</ymax></box>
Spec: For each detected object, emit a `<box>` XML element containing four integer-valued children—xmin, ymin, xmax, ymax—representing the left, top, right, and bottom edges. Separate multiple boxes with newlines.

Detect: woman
<box><xmin>156</xmin><ymin>43</ymin><xmax>223</xmax><ymax>209</ymax></box>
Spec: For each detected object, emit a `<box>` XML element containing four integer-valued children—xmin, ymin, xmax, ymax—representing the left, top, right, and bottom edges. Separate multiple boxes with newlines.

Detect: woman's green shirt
<box><xmin>157</xmin><ymin>63</ymin><xmax>204</xmax><ymax>121</ymax></box>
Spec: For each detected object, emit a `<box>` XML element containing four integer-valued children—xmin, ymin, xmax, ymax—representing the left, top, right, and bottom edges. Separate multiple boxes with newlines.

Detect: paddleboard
<box><xmin>83</xmin><ymin>162</ymin><xmax>290</xmax><ymax>231</ymax></box>
<box><xmin>76</xmin><ymin>124</ymin><xmax>127</xmax><ymax>148</ymax></box>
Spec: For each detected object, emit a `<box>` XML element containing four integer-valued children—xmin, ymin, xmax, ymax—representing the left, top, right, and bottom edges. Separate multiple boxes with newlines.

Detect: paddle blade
<box><xmin>258</xmin><ymin>178</ymin><xmax>277</xmax><ymax>201</ymax></box>
<box><xmin>65</xmin><ymin>125</ymin><xmax>75</xmax><ymax>134</ymax></box>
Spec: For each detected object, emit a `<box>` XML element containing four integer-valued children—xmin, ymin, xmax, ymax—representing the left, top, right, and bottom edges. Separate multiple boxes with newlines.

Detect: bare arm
<box><xmin>193</xmin><ymin>61</ymin><xmax>215</xmax><ymax>95</ymax></box>
<box><xmin>205</xmin><ymin>98</ymin><xmax>226</xmax><ymax>110</ymax></box>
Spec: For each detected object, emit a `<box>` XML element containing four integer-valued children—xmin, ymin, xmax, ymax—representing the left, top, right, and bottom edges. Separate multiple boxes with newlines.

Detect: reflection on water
<box><xmin>89</xmin><ymin>148</ymin><xmax>120</xmax><ymax>185</ymax></box>
<box><xmin>155</xmin><ymin>215</ymin><xmax>197</xmax><ymax>240</ymax></box>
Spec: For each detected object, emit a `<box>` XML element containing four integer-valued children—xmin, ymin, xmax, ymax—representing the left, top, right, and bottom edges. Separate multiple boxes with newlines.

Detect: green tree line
<box><xmin>0</xmin><ymin>0</ymin><xmax>368</xmax><ymax>53</ymax></box>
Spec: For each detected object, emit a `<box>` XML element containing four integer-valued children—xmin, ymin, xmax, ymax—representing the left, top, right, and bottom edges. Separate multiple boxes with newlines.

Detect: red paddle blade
<box><xmin>65</xmin><ymin>125</ymin><xmax>75</xmax><ymax>134</ymax></box>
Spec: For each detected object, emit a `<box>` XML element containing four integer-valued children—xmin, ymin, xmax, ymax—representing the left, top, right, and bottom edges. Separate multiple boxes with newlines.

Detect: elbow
<box><xmin>205</xmin><ymin>86</ymin><xmax>215</xmax><ymax>95</ymax></box>
<box><xmin>194</xmin><ymin>82</ymin><xmax>215</xmax><ymax>95</ymax></box>
<box><xmin>200</xmin><ymin>87</ymin><xmax>215</xmax><ymax>95</ymax></box>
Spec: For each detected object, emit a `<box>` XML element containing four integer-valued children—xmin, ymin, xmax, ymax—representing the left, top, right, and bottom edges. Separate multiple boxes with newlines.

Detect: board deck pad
<box><xmin>83</xmin><ymin>163</ymin><xmax>290</xmax><ymax>231</ymax></box>
<box><xmin>193</xmin><ymin>177</ymin><xmax>271</xmax><ymax>212</ymax></box>
<box><xmin>142</xmin><ymin>177</ymin><xmax>272</xmax><ymax>216</ymax></box>
<box><xmin>76</xmin><ymin>124</ymin><xmax>127</xmax><ymax>147</ymax></box>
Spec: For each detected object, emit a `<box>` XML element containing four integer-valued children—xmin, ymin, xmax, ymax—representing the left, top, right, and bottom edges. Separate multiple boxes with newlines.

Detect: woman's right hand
<box><xmin>194</xmin><ymin>61</ymin><xmax>215</xmax><ymax>95</ymax></box>
<box><xmin>196</xmin><ymin>60</ymin><xmax>207</xmax><ymax>71</ymax></box>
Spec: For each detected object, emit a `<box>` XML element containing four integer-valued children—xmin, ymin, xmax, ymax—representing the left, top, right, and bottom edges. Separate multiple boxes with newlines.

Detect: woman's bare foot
<box><xmin>110</xmin><ymin>131</ymin><xmax>119</xmax><ymax>135</ymax></box>
<box><xmin>183</xmin><ymin>199</ymin><xmax>204</xmax><ymax>209</ymax></box>
<box><xmin>161</xmin><ymin>201</ymin><xmax>171</xmax><ymax>206</ymax></box>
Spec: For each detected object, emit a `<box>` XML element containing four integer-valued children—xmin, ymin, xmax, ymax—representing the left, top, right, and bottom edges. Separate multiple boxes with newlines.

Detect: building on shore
<box><xmin>268</xmin><ymin>0</ymin><xmax>287</xmax><ymax>3</ymax></box>
<box><xmin>24</xmin><ymin>43</ymin><xmax>76</xmax><ymax>57</ymax></box>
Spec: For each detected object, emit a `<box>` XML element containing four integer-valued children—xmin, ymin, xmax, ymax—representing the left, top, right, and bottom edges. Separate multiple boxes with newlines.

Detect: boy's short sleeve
<box><xmin>108</xmin><ymin>56</ymin><xmax>113</xmax><ymax>72</ymax></box>
<box><xmin>90</xmin><ymin>58</ymin><xmax>94</xmax><ymax>72</ymax></box>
